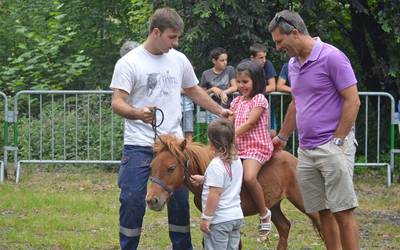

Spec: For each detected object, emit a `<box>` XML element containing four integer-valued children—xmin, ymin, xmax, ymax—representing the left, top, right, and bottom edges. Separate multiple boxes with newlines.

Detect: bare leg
<box><xmin>243</xmin><ymin>159</ymin><xmax>271</xmax><ymax>238</ymax></box>
<box><xmin>333</xmin><ymin>208</ymin><xmax>359</xmax><ymax>250</ymax></box>
<box><xmin>319</xmin><ymin>209</ymin><xmax>341</xmax><ymax>250</ymax></box>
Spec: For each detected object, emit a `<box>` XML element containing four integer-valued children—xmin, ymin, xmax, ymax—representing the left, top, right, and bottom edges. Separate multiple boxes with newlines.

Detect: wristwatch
<box><xmin>332</xmin><ymin>137</ymin><xmax>344</xmax><ymax>146</ymax></box>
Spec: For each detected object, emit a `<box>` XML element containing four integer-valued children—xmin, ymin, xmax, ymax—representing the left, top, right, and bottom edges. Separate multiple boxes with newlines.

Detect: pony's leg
<box><xmin>286</xmin><ymin>184</ymin><xmax>323</xmax><ymax>240</ymax></box>
<box><xmin>270</xmin><ymin>202</ymin><xmax>290</xmax><ymax>250</ymax></box>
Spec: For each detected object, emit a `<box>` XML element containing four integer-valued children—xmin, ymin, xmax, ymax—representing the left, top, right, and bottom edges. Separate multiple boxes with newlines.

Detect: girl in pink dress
<box><xmin>230</xmin><ymin>61</ymin><xmax>274</xmax><ymax>240</ymax></box>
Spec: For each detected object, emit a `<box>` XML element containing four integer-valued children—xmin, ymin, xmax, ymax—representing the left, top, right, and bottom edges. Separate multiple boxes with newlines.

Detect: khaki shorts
<box><xmin>297</xmin><ymin>131</ymin><xmax>358</xmax><ymax>213</ymax></box>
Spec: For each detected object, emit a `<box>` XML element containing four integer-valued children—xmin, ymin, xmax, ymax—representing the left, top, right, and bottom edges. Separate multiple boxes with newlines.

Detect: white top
<box><xmin>110</xmin><ymin>45</ymin><xmax>198</xmax><ymax>146</ymax></box>
<box><xmin>202</xmin><ymin>157</ymin><xmax>244</xmax><ymax>224</ymax></box>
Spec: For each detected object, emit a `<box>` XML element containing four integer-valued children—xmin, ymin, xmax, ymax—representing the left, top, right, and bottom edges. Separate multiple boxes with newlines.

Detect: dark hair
<box><xmin>149</xmin><ymin>7</ymin><xmax>184</xmax><ymax>33</ymax></box>
<box><xmin>236</xmin><ymin>61</ymin><xmax>265</xmax><ymax>97</ymax></box>
<box><xmin>249</xmin><ymin>43</ymin><xmax>267</xmax><ymax>57</ymax></box>
<box><xmin>209</xmin><ymin>47</ymin><xmax>227</xmax><ymax>61</ymax></box>
<box><xmin>208</xmin><ymin>119</ymin><xmax>237</xmax><ymax>163</ymax></box>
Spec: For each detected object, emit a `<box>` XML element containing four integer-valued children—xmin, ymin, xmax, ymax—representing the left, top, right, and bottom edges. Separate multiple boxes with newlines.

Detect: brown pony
<box><xmin>146</xmin><ymin>134</ymin><xmax>322</xmax><ymax>250</ymax></box>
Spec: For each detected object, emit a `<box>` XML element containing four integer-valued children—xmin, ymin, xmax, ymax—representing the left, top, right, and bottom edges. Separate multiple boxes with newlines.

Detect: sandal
<box><xmin>259</xmin><ymin>209</ymin><xmax>272</xmax><ymax>241</ymax></box>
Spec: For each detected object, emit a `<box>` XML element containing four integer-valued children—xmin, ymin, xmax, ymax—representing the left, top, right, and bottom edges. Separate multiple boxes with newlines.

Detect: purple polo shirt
<box><xmin>289</xmin><ymin>37</ymin><xmax>357</xmax><ymax>149</ymax></box>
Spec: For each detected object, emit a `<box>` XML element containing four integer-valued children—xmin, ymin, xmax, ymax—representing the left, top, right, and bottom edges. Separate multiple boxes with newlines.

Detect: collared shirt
<box><xmin>289</xmin><ymin>37</ymin><xmax>357</xmax><ymax>149</ymax></box>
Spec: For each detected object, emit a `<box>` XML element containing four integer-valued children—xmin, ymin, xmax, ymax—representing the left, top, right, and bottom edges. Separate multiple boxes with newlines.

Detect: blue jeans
<box><xmin>118</xmin><ymin>145</ymin><xmax>192</xmax><ymax>250</ymax></box>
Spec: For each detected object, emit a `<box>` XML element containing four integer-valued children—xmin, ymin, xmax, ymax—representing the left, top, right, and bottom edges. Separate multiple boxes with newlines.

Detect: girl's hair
<box><xmin>236</xmin><ymin>61</ymin><xmax>265</xmax><ymax>97</ymax></box>
<box><xmin>207</xmin><ymin>119</ymin><xmax>237</xmax><ymax>163</ymax></box>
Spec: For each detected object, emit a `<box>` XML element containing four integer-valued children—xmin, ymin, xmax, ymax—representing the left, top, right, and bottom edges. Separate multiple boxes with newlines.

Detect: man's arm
<box><xmin>272</xmin><ymin>98</ymin><xmax>297</xmax><ymax>150</ymax></box>
<box><xmin>184</xmin><ymin>85</ymin><xmax>231</xmax><ymax>117</ymax></box>
<box><xmin>265</xmin><ymin>77</ymin><xmax>277</xmax><ymax>93</ymax></box>
<box><xmin>276</xmin><ymin>77</ymin><xmax>291</xmax><ymax>93</ymax></box>
<box><xmin>334</xmin><ymin>85</ymin><xmax>360</xmax><ymax>139</ymax></box>
<box><xmin>111</xmin><ymin>88</ymin><xmax>153</xmax><ymax>123</ymax></box>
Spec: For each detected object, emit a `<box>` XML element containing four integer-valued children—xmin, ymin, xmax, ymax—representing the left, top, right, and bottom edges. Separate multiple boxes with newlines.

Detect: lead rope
<box><xmin>151</xmin><ymin>107</ymin><xmax>165</xmax><ymax>142</ymax></box>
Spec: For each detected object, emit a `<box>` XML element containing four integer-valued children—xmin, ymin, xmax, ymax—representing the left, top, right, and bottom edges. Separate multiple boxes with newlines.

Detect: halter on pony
<box><xmin>149</xmin><ymin>109</ymin><xmax>192</xmax><ymax>198</ymax></box>
<box><xmin>149</xmin><ymin>159</ymin><xmax>191</xmax><ymax>198</ymax></box>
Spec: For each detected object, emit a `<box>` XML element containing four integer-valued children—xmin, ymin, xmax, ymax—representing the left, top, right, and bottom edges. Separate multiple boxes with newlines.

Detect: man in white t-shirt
<box><xmin>110</xmin><ymin>7</ymin><xmax>231</xmax><ymax>250</ymax></box>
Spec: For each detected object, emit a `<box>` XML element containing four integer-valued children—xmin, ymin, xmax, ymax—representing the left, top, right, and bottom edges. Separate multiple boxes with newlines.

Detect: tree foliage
<box><xmin>154</xmin><ymin>0</ymin><xmax>399</xmax><ymax>98</ymax></box>
<box><xmin>0</xmin><ymin>0</ymin><xmax>398</xmax><ymax>98</ymax></box>
<box><xmin>0</xmin><ymin>0</ymin><xmax>92</xmax><ymax>94</ymax></box>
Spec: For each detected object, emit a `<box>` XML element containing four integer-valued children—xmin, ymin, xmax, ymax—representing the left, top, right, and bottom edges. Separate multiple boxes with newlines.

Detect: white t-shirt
<box><xmin>110</xmin><ymin>46</ymin><xmax>198</xmax><ymax>146</ymax></box>
<box><xmin>202</xmin><ymin>157</ymin><xmax>244</xmax><ymax>224</ymax></box>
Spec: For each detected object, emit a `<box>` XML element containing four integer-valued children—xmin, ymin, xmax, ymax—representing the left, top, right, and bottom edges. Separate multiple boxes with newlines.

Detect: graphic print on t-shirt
<box><xmin>211</xmin><ymin>73</ymin><xmax>229</xmax><ymax>89</ymax></box>
<box><xmin>146</xmin><ymin>71</ymin><xmax>179</xmax><ymax>97</ymax></box>
<box><xmin>146</xmin><ymin>73</ymin><xmax>158</xmax><ymax>96</ymax></box>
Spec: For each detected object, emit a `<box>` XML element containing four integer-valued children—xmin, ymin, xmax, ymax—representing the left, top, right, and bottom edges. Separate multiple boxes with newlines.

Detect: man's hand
<box><xmin>272</xmin><ymin>135</ymin><xmax>287</xmax><ymax>151</ymax></box>
<box><xmin>141</xmin><ymin>106</ymin><xmax>155</xmax><ymax>124</ymax></box>
<box><xmin>220</xmin><ymin>108</ymin><xmax>233</xmax><ymax>118</ymax></box>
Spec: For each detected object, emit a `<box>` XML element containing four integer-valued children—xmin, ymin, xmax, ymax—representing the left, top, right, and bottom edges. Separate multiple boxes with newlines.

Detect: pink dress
<box><xmin>230</xmin><ymin>94</ymin><xmax>274</xmax><ymax>164</ymax></box>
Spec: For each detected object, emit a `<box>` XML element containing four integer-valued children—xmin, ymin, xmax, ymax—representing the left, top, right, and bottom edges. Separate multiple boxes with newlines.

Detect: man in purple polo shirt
<box><xmin>268</xmin><ymin>10</ymin><xmax>361</xmax><ymax>250</ymax></box>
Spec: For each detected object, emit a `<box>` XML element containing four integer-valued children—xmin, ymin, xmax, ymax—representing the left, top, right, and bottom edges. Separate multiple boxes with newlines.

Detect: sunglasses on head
<box><xmin>274</xmin><ymin>15</ymin><xmax>297</xmax><ymax>30</ymax></box>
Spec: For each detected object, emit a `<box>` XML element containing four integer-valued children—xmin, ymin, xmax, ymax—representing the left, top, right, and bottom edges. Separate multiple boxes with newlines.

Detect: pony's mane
<box><xmin>154</xmin><ymin>135</ymin><xmax>212</xmax><ymax>175</ymax></box>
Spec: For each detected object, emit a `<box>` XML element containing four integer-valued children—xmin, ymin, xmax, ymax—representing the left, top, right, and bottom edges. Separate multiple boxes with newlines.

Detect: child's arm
<box><xmin>235</xmin><ymin>106</ymin><xmax>264</xmax><ymax>136</ymax></box>
<box><xmin>200</xmin><ymin>186</ymin><xmax>223</xmax><ymax>233</ymax></box>
<box><xmin>224</xmin><ymin>78</ymin><xmax>238</xmax><ymax>95</ymax></box>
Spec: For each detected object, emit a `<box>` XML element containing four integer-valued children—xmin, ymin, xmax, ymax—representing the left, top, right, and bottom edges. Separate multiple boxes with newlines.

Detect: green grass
<box><xmin>0</xmin><ymin>167</ymin><xmax>399</xmax><ymax>249</ymax></box>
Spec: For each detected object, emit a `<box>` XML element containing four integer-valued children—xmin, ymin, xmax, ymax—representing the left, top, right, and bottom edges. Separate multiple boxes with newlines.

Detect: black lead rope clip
<box><xmin>151</xmin><ymin>107</ymin><xmax>165</xmax><ymax>141</ymax></box>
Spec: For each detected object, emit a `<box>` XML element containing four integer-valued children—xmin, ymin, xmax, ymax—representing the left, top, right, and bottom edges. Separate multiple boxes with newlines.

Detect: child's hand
<box><xmin>200</xmin><ymin>219</ymin><xmax>211</xmax><ymax>234</ymax></box>
<box><xmin>220</xmin><ymin>91</ymin><xmax>228</xmax><ymax>104</ymax></box>
<box><xmin>211</xmin><ymin>87</ymin><xmax>221</xmax><ymax>96</ymax></box>
<box><xmin>190</xmin><ymin>175</ymin><xmax>204</xmax><ymax>187</ymax></box>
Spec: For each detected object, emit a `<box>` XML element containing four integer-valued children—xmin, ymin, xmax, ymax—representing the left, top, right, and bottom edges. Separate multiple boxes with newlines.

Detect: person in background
<box><xmin>110</xmin><ymin>7</ymin><xmax>231</xmax><ymax>250</ymax></box>
<box><xmin>249</xmin><ymin>43</ymin><xmax>277</xmax><ymax>93</ymax></box>
<box><xmin>200</xmin><ymin>47</ymin><xmax>238</xmax><ymax>123</ymax></box>
<box><xmin>230</xmin><ymin>61</ymin><xmax>274</xmax><ymax>241</ymax></box>
<box><xmin>181</xmin><ymin>90</ymin><xmax>195</xmax><ymax>142</ymax></box>
<box><xmin>244</xmin><ymin>43</ymin><xmax>278</xmax><ymax>133</ymax></box>
<box><xmin>276</xmin><ymin>62</ymin><xmax>291</xmax><ymax>93</ymax></box>
<box><xmin>120</xmin><ymin>40</ymin><xmax>140</xmax><ymax>57</ymax></box>
<box><xmin>191</xmin><ymin>119</ymin><xmax>244</xmax><ymax>250</ymax></box>
<box><xmin>269</xmin><ymin>10</ymin><xmax>360</xmax><ymax>249</ymax></box>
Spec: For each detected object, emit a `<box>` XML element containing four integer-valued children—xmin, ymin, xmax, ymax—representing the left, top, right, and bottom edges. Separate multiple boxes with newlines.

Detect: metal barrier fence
<box><xmin>2</xmin><ymin>90</ymin><xmax>398</xmax><ymax>186</ymax></box>
<box><xmin>13</xmin><ymin>90</ymin><xmax>123</xmax><ymax>183</ymax></box>
<box><xmin>198</xmin><ymin>92</ymin><xmax>398</xmax><ymax>187</ymax></box>
<box><xmin>0</xmin><ymin>91</ymin><xmax>7</xmax><ymax>183</ymax></box>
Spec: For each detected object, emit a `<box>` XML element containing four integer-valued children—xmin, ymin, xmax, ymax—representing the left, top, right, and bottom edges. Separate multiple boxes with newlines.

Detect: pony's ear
<box><xmin>179</xmin><ymin>139</ymin><xmax>187</xmax><ymax>150</ymax></box>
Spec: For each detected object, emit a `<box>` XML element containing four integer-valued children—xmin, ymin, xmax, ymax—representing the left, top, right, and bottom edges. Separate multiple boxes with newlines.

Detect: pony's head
<box><xmin>146</xmin><ymin>134</ymin><xmax>189</xmax><ymax>211</ymax></box>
